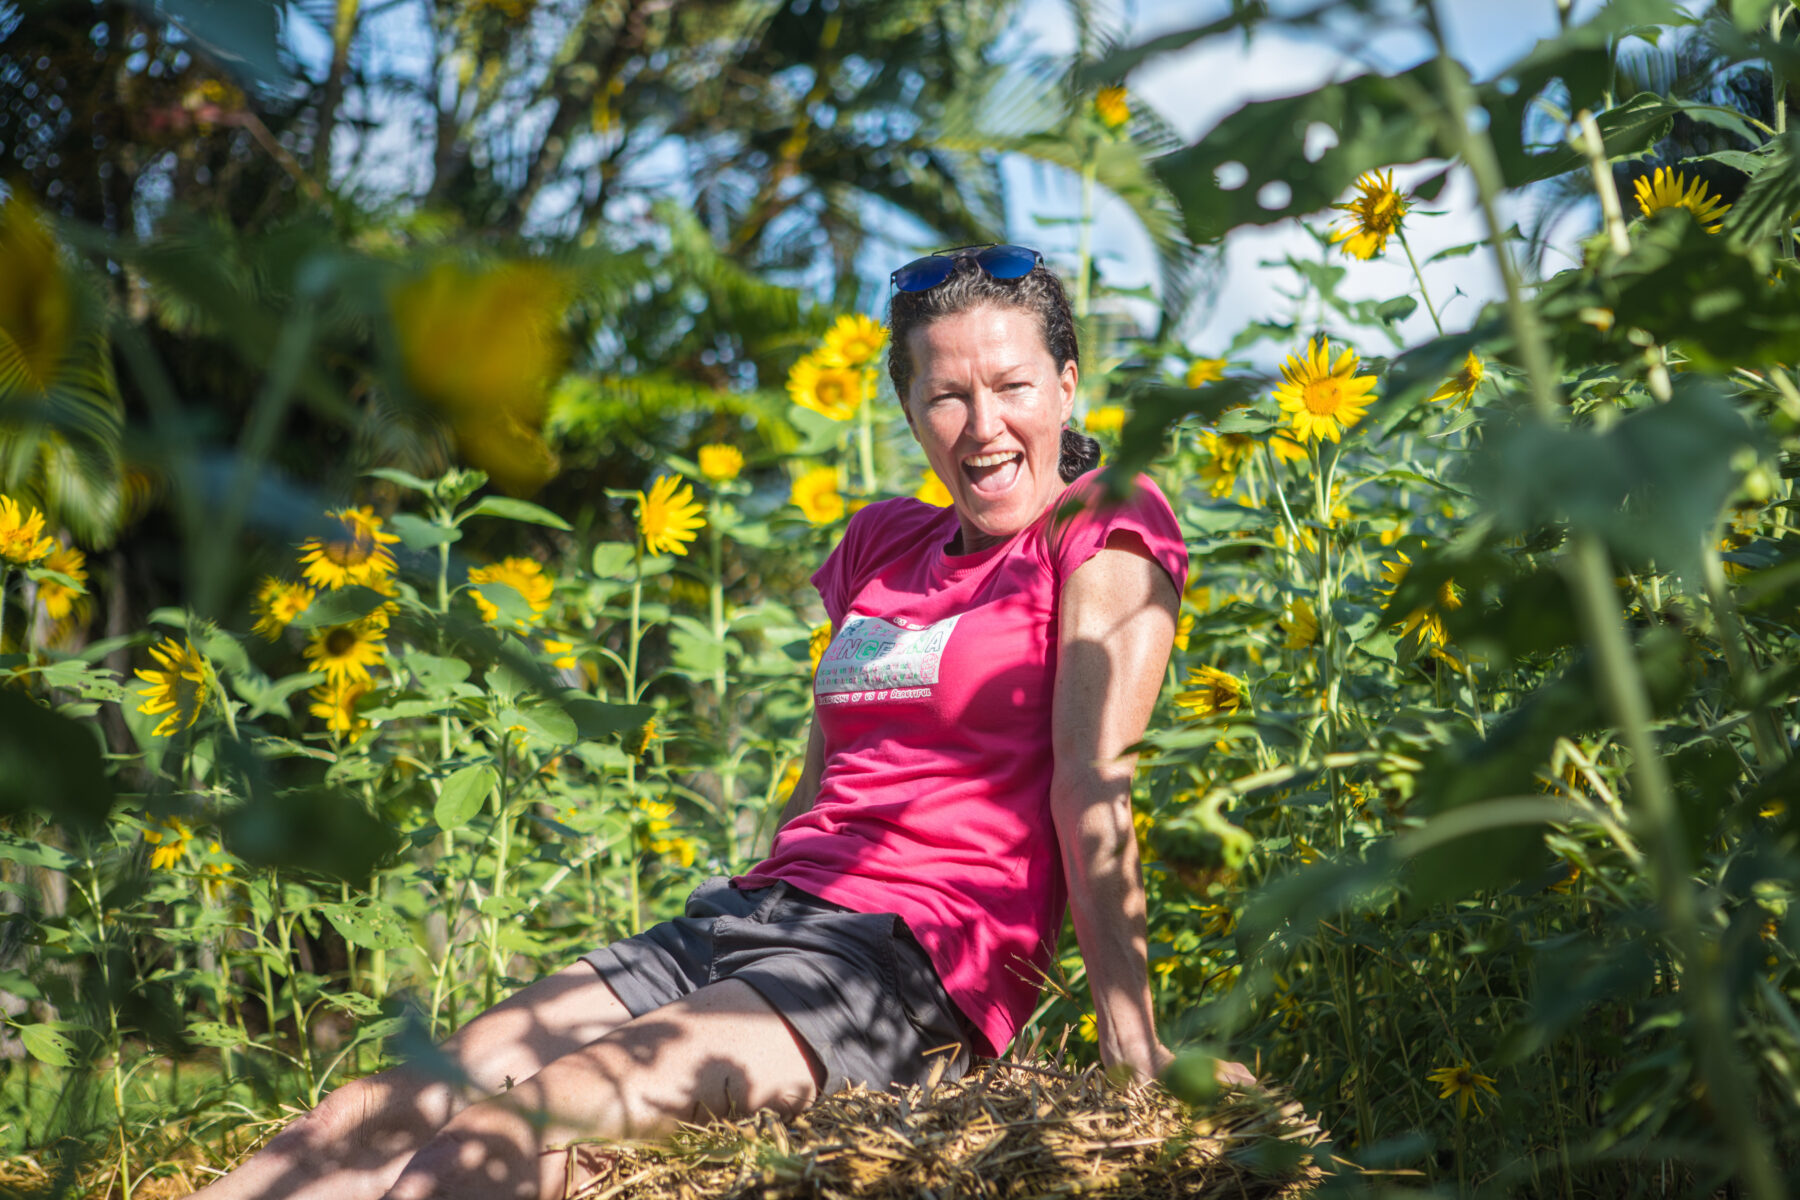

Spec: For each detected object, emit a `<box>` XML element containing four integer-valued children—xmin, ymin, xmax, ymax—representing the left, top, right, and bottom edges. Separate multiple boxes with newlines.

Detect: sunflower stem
<box><xmin>856</xmin><ymin>394</ymin><xmax>877</xmax><ymax>496</ymax></box>
<box><xmin>0</xmin><ymin>565</ymin><xmax>9</xmax><ymax>657</ymax></box>
<box><xmin>1074</xmin><ymin>156</ymin><xmax>1098</xmax><ymax>321</ymax></box>
<box><xmin>1395</xmin><ymin>227</ymin><xmax>1443</xmax><ymax>335</ymax></box>
<box><xmin>628</xmin><ymin>538</ymin><xmax>643</xmax><ymax>704</ymax></box>
<box><xmin>709</xmin><ymin>498</ymin><xmax>727</xmax><ymax>700</ymax></box>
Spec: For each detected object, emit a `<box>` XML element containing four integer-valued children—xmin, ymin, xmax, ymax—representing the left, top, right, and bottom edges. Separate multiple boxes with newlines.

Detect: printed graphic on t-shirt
<box><xmin>815</xmin><ymin>614</ymin><xmax>960</xmax><ymax>701</ymax></box>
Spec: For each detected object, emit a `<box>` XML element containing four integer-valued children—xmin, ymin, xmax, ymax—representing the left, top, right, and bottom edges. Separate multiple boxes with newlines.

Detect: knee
<box><xmin>307</xmin><ymin>1064</ymin><xmax>449</xmax><ymax>1146</ymax></box>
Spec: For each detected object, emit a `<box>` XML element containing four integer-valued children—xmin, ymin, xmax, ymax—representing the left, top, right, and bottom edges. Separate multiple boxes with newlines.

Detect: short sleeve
<box><xmin>810</xmin><ymin>503</ymin><xmax>871</xmax><ymax>627</ymax></box>
<box><xmin>1048</xmin><ymin>470</ymin><xmax>1187</xmax><ymax>596</ymax></box>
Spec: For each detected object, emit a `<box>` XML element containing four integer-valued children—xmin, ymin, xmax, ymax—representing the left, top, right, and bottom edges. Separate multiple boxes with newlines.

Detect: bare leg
<box><xmin>380</xmin><ymin>978</ymin><xmax>824</xmax><ymax>1200</ymax></box>
<box><xmin>188</xmin><ymin>962</ymin><xmax>632</xmax><ymax>1200</ymax></box>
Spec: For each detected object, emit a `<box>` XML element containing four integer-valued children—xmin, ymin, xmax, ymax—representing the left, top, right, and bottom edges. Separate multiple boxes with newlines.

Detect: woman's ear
<box><xmin>1058</xmin><ymin>358</ymin><xmax>1079</xmax><ymax>424</ymax></box>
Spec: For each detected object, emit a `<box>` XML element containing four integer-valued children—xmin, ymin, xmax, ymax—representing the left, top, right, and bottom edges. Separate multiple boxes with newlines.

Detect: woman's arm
<box><xmin>774</xmin><ymin>713</ymin><xmax>827</xmax><ymax>832</ymax></box>
<box><xmin>1049</xmin><ymin>537</ymin><xmax>1178</xmax><ymax>1082</ymax></box>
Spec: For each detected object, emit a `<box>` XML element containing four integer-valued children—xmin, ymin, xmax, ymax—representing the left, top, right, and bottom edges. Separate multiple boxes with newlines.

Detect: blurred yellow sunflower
<box><xmin>1173</xmin><ymin>665</ymin><xmax>1244</xmax><ymax>720</ymax></box>
<box><xmin>309</xmin><ymin>677</ymin><xmax>371</xmax><ymax>738</ymax></box>
<box><xmin>1268</xmin><ymin>431</ymin><xmax>1309</xmax><ymax>464</ymax></box>
<box><xmin>791</xmin><ymin>466</ymin><xmax>846</xmax><ymax>525</ymax></box>
<box><xmin>697</xmin><ymin>443</ymin><xmax>744</xmax><ymax>483</ymax></box>
<box><xmin>809</xmin><ymin>622</ymin><xmax>832</xmax><ymax>674</ymax></box>
<box><xmin>390</xmin><ymin>260</ymin><xmax>568</xmax><ymax>495</ymax></box>
<box><xmin>1095</xmin><ymin>85</ymin><xmax>1130</xmax><ymax>130</ymax></box>
<box><xmin>1378</xmin><ymin>549</ymin><xmax>1461</xmax><ymax>647</ymax></box>
<box><xmin>787</xmin><ymin>351</ymin><xmax>870</xmax><ymax>422</ymax></box>
<box><xmin>0</xmin><ymin>495</ymin><xmax>55</xmax><ymax>565</ymax></box>
<box><xmin>136</xmin><ymin>638</ymin><xmax>210</xmax><ymax>736</ymax></box>
<box><xmin>1184</xmin><ymin>358</ymin><xmax>1227</xmax><ymax>388</ymax></box>
<box><xmin>1633</xmin><ymin>167</ymin><xmax>1731</xmax><ymax>233</ymax></box>
<box><xmin>1279</xmin><ymin>595</ymin><xmax>1319</xmax><ymax>649</ymax></box>
<box><xmin>467</xmin><ymin>556</ymin><xmax>554</xmax><ymax>626</ymax></box>
<box><xmin>1329</xmin><ymin>169</ymin><xmax>1408</xmax><ymax>260</ymax></box>
<box><xmin>636</xmin><ymin>474</ymin><xmax>705</xmax><ymax>556</ymax></box>
<box><xmin>143</xmin><ymin>816</ymin><xmax>194</xmax><ymax>871</ymax></box>
<box><xmin>200</xmin><ymin>840</ymin><xmax>235</xmax><ymax>902</ymax></box>
<box><xmin>1273</xmin><ymin>338</ymin><xmax>1377</xmax><ymax>444</ymax></box>
<box><xmin>0</xmin><ymin>192</ymin><xmax>72</xmax><ymax>393</ymax></box>
<box><xmin>298</xmin><ymin>506</ymin><xmax>400</xmax><ymax>591</ymax></box>
<box><xmin>541</xmin><ymin>637</ymin><xmax>577</xmax><ymax>669</ymax></box>
<box><xmin>818</xmin><ymin>313</ymin><xmax>889</xmax><ymax>368</ymax></box>
<box><xmin>303</xmin><ymin>616</ymin><xmax>387</xmax><ymax>686</ymax></box>
<box><xmin>36</xmin><ymin>541</ymin><xmax>86</xmax><ymax>622</ymax></box>
<box><xmin>251</xmin><ymin>576</ymin><xmax>314</xmax><ymax>640</ymax></box>
<box><xmin>1173</xmin><ymin>611</ymin><xmax>1194</xmax><ymax>653</ymax></box>
<box><xmin>1084</xmin><ymin>404</ymin><xmax>1127</xmax><ymax>436</ymax></box>
<box><xmin>914</xmin><ymin>468</ymin><xmax>953</xmax><ymax>507</ymax></box>
<box><xmin>1197</xmin><ymin>430</ymin><xmax>1254</xmax><ymax>498</ymax></box>
<box><xmin>1426</xmin><ymin>352</ymin><xmax>1484</xmax><ymax>412</ymax></box>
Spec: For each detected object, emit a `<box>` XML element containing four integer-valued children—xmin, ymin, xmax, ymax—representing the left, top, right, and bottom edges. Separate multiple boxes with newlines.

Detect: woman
<box><xmin>191</xmin><ymin>246</ymin><xmax>1246</xmax><ymax>1200</ymax></box>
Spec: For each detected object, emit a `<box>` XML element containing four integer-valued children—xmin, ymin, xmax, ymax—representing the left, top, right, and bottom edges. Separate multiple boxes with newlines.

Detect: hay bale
<box><xmin>570</xmin><ymin>1058</ymin><xmax>1327</xmax><ymax>1199</ymax></box>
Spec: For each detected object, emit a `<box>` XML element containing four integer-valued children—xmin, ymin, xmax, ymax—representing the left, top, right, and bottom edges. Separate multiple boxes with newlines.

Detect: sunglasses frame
<box><xmin>889</xmin><ymin>243</ymin><xmax>1045</xmax><ymax>293</ymax></box>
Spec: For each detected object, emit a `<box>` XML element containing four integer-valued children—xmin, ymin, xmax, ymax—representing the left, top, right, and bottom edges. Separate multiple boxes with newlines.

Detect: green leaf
<box><xmin>591</xmin><ymin>542</ymin><xmax>636</xmax><ymax>578</ymax></box>
<box><xmin>400</xmin><ymin>652</ymin><xmax>472</xmax><ymax>696</ymax></box>
<box><xmin>563</xmin><ymin>697</ymin><xmax>655</xmax><ymax>740</ymax></box>
<box><xmin>17</xmin><ymin>1023</ymin><xmax>78</xmax><ymax>1067</ymax></box>
<box><xmin>1152</xmin><ymin>62</ymin><xmax>1439</xmax><ymax>244</ymax></box>
<box><xmin>457</xmin><ymin>496</ymin><xmax>572</xmax><ymax>531</ymax></box>
<box><xmin>0</xmin><ymin>692</ymin><xmax>115</xmax><ymax>830</ymax></box>
<box><xmin>390</xmin><ymin>512</ymin><xmax>460</xmax><ymax>551</ymax></box>
<box><xmin>319</xmin><ymin>902</ymin><xmax>414</xmax><ymax>952</ymax></box>
<box><xmin>290</xmin><ymin>585</ymin><xmax>388</xmax><ymax>630</ymax></box>
<box><xmin>185</xmin><ymin>1020</ymin><xmax>250</xmax><ymax>1049</ymax></box>
<box><xmin>509</xmin><ymin>702</ymin><xmax>579</xmax><ymax>746</ymax></box>
<box><xmin>434</xmin><ymin>765</ymin><xmax>498</xmax><ymax>831</ymax></box>
<box><xmin>471</xmin><ymin>581</ymin><xmax>537</xmax><ymax>628</ymax></box>
<box><xmin>364</xmin><ymin>467</ymin><xmax>437</xmax><ymax>493</ymax></box>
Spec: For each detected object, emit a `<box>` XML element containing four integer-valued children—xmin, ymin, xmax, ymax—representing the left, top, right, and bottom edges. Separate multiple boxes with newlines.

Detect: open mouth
<box><xmin>961</xmin><ymin>450</ymin><xmax>1023</xmax><ymax>494</ymax></box>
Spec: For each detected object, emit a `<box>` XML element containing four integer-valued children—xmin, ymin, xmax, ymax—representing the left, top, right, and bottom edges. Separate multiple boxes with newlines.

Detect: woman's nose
<box><xmin>965</xmin><ymin>391</ymin><xmax>1004</xmax><ymax>443</ymax></box>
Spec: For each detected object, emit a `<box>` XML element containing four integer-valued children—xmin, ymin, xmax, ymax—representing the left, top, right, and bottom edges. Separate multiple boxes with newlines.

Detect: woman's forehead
<box><xmin>907</xmin><ymin>305</ymin><xmax>1049</xmax><ymax>369</ymax></box>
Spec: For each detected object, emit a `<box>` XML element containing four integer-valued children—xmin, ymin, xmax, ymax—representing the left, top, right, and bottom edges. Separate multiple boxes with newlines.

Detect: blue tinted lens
<box><xmin>976</xmin><ymin>244</ymin><xmax>1041</xmax><ymax>279</ymax></box>
<box><xmin>891</xmin><ymin>255</ymin><xmax>957</xmax><ymax>292</ymax></box>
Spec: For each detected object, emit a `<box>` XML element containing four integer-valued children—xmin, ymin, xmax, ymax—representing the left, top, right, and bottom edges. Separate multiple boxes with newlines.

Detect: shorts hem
<box><xmin>579</xmin><ymin>946</ymin><xmax>665</xmax><ymax>1019</ymax></box>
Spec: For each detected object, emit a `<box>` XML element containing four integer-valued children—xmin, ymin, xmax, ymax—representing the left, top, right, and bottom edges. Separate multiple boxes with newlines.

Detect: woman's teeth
<box><xmin>964</xmin><ymin>451</ymin><xmax>1021</xmax><ymax>468</ymax></box>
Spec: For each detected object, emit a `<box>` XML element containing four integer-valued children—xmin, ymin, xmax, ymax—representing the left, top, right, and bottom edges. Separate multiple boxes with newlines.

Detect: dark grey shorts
<box><xmin>580</xmin><ymin>876</ymin><xmax>974</xmax><ymax>1095</ymax></box>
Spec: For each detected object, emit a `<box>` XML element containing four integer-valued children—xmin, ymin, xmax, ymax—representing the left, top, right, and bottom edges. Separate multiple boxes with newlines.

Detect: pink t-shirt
<box><xmin>734</xmin><ymin>469</ymin><xmax>1187</xmax><ymax>1057</ymax></box>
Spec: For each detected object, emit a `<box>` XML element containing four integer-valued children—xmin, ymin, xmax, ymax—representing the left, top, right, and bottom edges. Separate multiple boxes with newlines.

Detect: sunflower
<box><xmin>1426</xmin><ymin>1060</ymin><xmax>1499</xmax><ymax>1120</ymax></box>
<box><xmin>1184</xmin><ymin>358</ymin><xmax>1227</xmax><ymax>388</ymax></box>
<box><xmin>791</xmin><ymin>466</ymin><xmax>846</xmax><ymax>525</ymax></box>
<box><xmin>1198</xmin><ymin>431</ymin><xmax>1254</xmax><ymax>498</ymax></box>
<box><xmin>143</xmin><ymin>816</ymin><xmax>195</xmax><ymax>871</ymax></box>
<box><xmin>0</xmin><ymin>193</ymin><xmax>72</xmax><ymax>394</ymax></box>
<box><xmin>1329</xmin><ymin>169</ymin><xmax>1408</xmax><ymax>260</ymax></box>
<box><xmin>1173</xmin><ymin>665</ymin><xmax>1244</xmax><ymax>721</ymax></box>
<box><xmin>251</xmin><ymin>576</ymin><xmax>314</xmax><ymax>640</ymax></box>
<box><xmin>697</xmin><ymin>444</ymin><xmax>744</xmax><ymax>483</ymax></box>
<box><xmin>626</xmin><ymin>716</ymin><xmax>664</xmax><ymax>761</ymax></box>
<box><xmin>297</xmin><ymin>506</ymin><xmax>400</xmax><ymax>591</ymax></box>
<box><xmin>809</xmin><ymin>623</ymin><xmax>832</xmax><ymax>674</ymax></box>
<box><xmin>36</xmin><ymin>541</ymin><xmax>86</xmax><ymax>622</ymax></box>
<box><xmin>136</xmin><ymin>638</ymin><xmax>211</xmax><ymax>736</ymax></box>
<box><xmin>818</xmin><ymin>314</ymin><xmax>889</xmax><ymax>369</ymax></box>
<box><xmin>1084</xmin><ymin>405</ymin><xmax>1127</xmax><ymax>436</ymax></box>
<box><xmin>1633</xmin><ymin>167</ymin><xmax>1731</xmax><ymax>233</ymax></box>
<box><xmin>200</xmin><ymin>840</ymin><xmax>235</xmax><ymax>902</ymax></box>
<box><xmin>1268</xmin><ymin>431</ymin><xmax>1310</xmax><ymax>464</ymax></box>
<box><xmin>0</xmin><ymin>495</ymin><xmax>55</xmax><ymax>565</ymax></box>
<box><xmin>302</xmin><ymin>616</ymin><xmax>388</xmax><ymax>686</ymax></box>
<box><xmin>390</xmin><ymin>260</ymin><xmax>568</xmax><ymax>495</ymax></box>
<box><xmin>775</xmin><ymin>757</ymin><xmax>803</xmax><ymax>801</ymax></box>
<box><xmin>787</xmin><ymin>351</ymin><xmax>871</xmax><ymax>422</ymax></box>
<box><xmin>309</xmin><ymin>677</ymin><xmax>372</xmax><ymax>738</ymax></box>
<box><xmin>1378</xmin><ymin>549</ymin><xmax>1461</xmax><ymax>647</ymax></box>
<box><xmin>636</xmin><ymin>474</ymin><xmax>705</xmax><ymax>557</ymax></box>
<box><xmin>1273</xmin><ymin>338</ymin><xmax>1377</xmax><ymax>444</ymax></box>
<box><xmin>1426</xmin><ymin>352</ymin><xmax>1484</xmax><ymax>412</ymax></box>
<box><xmin>1279</xmin><ymin>595</ymin><xmax>1319</xmax><ymax>649</ymax></box>
<box><xmin>1173</xmin><ymin>611</ymin><xmax>1194</xmax><ymax>653</ymax></box>
<box><xmin>1094</xmin><ymin>85</ymin><xmax>1130</xmax><ymax>130</ymax></box>
<box><xmin>467</xmin><ymin>556</ymin><xmax>555</xmax><ymax>626</ymax></box>
<box><xmin>914</xmin><ymin>468</ymin><xmax>953</xmax><ymax>508</ymax></box>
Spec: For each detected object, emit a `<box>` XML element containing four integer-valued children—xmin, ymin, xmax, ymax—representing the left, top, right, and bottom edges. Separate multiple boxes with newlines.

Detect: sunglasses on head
<box><xmin>889</xmin><ymin>243</ymin><xmax>1044</xmax><ymax>293</ymax></box>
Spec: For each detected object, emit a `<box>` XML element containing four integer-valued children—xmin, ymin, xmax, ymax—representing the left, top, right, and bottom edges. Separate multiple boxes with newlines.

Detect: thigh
<box><xmin>437</xmin><ymin>960</ymin><xmax>634</xmax><ymax>1094</ymax></box>
<box><xmin>498</xmin><ymin>977</ymin><xmax>823</xmax><ymax>1143</ymax></box>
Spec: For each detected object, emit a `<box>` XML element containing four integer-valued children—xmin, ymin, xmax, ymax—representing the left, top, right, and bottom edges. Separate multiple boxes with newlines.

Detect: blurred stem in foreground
<box><xmin>1425</xmin><ymin>6</ymin><xmax>1782</xmax><ymax>1196</ymax></box>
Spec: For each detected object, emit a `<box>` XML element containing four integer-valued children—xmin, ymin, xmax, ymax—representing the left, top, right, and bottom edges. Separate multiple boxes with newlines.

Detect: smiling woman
<box><xmin>186</xmin><ymin>251</ymin><xmax>1250</xmax><ymax>1200</ymax></box>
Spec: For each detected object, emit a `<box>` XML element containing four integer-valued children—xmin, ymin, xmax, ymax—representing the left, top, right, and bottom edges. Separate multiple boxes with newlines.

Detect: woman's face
<box><xmin>902</xmin><ymin>304</ymin><xmax>1077</xmax><ymax>553</ymax></box>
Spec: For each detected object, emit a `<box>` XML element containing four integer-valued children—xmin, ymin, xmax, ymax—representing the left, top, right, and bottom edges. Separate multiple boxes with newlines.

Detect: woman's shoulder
<box><xmin>1054</xmin><ymin>468</ymin><xmax>1177</xmax><ymax>521</ymax></box>
<box><xmin>847</xmin><ymin>494</ymin><xmax>958</xmax><ymax>538</ymax></box>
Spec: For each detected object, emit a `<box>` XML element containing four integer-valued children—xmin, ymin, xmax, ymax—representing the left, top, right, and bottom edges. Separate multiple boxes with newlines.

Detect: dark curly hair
<box><xmin>884</xmin><ymin>257</ymin><xmax>1100</xmax><ymax>483</ymax></box>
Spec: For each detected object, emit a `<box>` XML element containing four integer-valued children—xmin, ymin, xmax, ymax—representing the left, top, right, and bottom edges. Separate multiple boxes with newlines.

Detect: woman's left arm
<box><xmin>1049</xmin><ymin>536</ymin><xmax>1179</xmax><ymax>1082</ymax></box>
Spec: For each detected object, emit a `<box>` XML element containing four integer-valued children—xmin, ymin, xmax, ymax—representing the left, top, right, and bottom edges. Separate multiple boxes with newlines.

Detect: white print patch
<box><xmin>815</xmin><ymin>614</ymin><xmax>960</xmax><ymax>697</ymax></box>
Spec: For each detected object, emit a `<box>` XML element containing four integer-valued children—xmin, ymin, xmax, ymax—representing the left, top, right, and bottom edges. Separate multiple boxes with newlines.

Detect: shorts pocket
<box><xmin>683</xmin><ymin>875</ymin><xmax>741</xmax><ymax>919</ymax></box>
